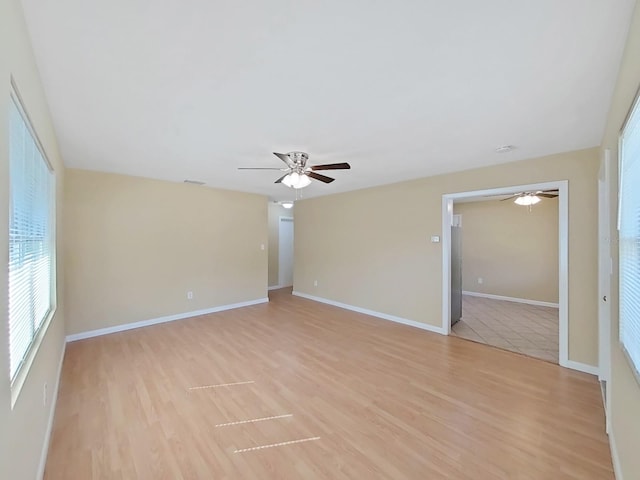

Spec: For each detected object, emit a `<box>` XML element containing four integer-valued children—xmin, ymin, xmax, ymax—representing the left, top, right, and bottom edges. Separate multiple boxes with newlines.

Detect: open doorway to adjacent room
<box><xmin>268</xmin><ymin>201</ymin><xmax>294</xmax><ymax>291</ymax></box>
<box><xmin>442</xmin><ymin>182</ymin><xmax>568</xmax><ymax>366</ymax></box>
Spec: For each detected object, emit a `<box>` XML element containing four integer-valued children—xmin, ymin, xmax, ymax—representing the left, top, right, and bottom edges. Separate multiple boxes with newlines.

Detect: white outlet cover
<box><xmin>431</xmin><ymin>235</ymin><xmax>440</xmax><ymax>243</ymax></box>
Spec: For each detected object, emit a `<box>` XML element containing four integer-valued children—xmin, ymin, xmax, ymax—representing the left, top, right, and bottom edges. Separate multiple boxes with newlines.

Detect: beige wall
<box><xmin>600</xmin><ymin>1</ymin><xmax>640</xmax><ymax>478</ymax></box>
<box><xmin>64</xmin><ymin>169</ymin><xmax>268</xmax><ymax>335</ymax></box>
<box><xmin>268</xmin><ymin>202</ymin><xmax>294</xmax><ymax>287</ymax></box>
<box><xmin>0</xmin><ymin>0</ymin><xmax>67</xmax><ymax>478</ymax></box>
<box><xmin>2</xmin><ymin>0</ymin><xmax>635</xmax><ymax>476</ymax></box>
<box><xmin>294</xmin><ymin>148</ymin><xmax>599</xmax><ymax>366</ymax></box>
<box><xmin>454</xmin><ymin>198</ymin><xmax>559</xmax><ymax>303</ymax></box>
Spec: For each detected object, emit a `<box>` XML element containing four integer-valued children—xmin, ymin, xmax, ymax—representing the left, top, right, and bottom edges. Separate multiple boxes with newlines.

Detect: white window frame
<box><xmin>8</xmin><ymin>82</ymin><xmax>57</xmax><ymax>407</ymax></box>
<box><xmin>618</xmin><ymin>86</ymin><xmax>640</xmax><ymax>384</ymax></box>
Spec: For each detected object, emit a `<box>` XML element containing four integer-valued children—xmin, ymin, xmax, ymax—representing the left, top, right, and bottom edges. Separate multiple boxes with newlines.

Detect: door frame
<box><xmin>278</xmin><ymin>216</ymin><xmax>294</xmax><ymax>288</ymax></box>
<box><xmin>598</xmin><ymin>149</ymin><xmax>612</xmax><ymax>431</ymax></box>
<box><xmin>441</xmin><ymin>180</ymin><xmax>569</xmax><ymax>368</ymax></box>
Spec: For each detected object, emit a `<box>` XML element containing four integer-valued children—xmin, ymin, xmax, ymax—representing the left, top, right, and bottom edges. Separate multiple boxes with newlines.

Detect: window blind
<box><xmin>8</xmin><ymin>96</ymin><xmax>55</xmax><ymax>381</ymax></box>
<box><xmin>619</xmin><ymin>92</ymin><xmax>640</xmax><ymax>380</ymax></box>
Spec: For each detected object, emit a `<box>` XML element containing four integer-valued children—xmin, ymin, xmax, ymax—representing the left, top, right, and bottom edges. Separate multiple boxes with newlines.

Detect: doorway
<box><xmin>442</xmin><ymin>181</ymin><xmax>569</xmax><ymax>368</ymax></box>
<box><xmin>449</xmin><ymin>196</ymin><xmax>560</xmax><ymax>363</ymax></box>
<box><xmin>278</xmin><ymin>216</ymin><xmax>294</xmax><ymax>287</ymax></box>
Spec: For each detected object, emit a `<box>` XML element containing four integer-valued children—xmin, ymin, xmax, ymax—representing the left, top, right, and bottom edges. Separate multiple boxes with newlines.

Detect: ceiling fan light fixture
<box><xmin>514</xmin><ymin>194</ymin><xmax>541</xmax><ymax>206</ymax></box>
<box><xmin>282</xmin><ymin>172</ymin><xmax>311</xmax><ymax>189</ymax></box>
<box><xmin>281</xmin><ymin>172</ymin><xmax>297</xmax><ymax>187</ymax></box>
<box><xmin>294</xmin><ymin>174</ymin><xmax>311</xmax><ymax>189</ymax></box>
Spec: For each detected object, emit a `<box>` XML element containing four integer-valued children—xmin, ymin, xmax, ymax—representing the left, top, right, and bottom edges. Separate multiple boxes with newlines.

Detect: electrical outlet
<box><xmin>313</xmin><ymin>280</ymin><xmax>318</xmax><ymax>287</ymax></box>
<box><xmin>478</xmin><ymin>277</ymin><xmax>483</xmax><ymax>284</ymax></box>
<box><xmin>260</xmin><ymin>244</ymin><xmax>265</xmax><ymax>250</ymax></box>
<box><xmin>43</xmin><ymin>382</ymin><xmax>47</xmax><ymax>407</ymax></box>
<box><xmin>187</xmin><ymin>291</ymin><xmax>193</xmax><ymax>300</ymax></box>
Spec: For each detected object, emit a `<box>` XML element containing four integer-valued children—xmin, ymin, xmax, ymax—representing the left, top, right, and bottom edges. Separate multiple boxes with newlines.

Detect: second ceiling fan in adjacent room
<box><xmin>501</xmin><ymin>190</ymin><xmax>559</xmax><ymax>206</ymax></box>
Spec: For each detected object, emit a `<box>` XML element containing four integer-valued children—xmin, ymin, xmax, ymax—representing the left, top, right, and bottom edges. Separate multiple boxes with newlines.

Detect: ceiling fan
<box><xmin>238</xmin><ymin>151</ymin><xmax>351</xmax><ymax>189</ymax></box>
<box><xmin>499</xmin><ymin>189</ymin><xmax>559</xmax><ymax>205</ymax></box>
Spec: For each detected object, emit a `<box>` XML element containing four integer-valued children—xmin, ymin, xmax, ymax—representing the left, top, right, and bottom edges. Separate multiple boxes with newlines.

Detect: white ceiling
<box><xmin>21</xmin><ymin>0</ymin><xmax>635</xmax><ymax>202</ymax></box>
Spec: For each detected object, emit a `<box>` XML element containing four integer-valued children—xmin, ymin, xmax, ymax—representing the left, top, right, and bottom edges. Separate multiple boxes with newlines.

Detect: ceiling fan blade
<box><xmin>310</xmin><ymin>162</ymin><xmax>351</xmax><ymax>171</ymax></box>
<box><xmin>500</xmin><ymin>195</ymin><xmax>519</xmax><ymax>201</ymax></box>
<box><xmin>238</xmin><ymin>167</ymin><xmax>286</xmax><ymax>170</ymax></box>
<box><xmin>307</xmin><ymin>171</ymin><xmax>335</xmax><ymax>183</ymax></box>
<box><xmin>274</xmin><ymin>174</ymin><xmax>288</xmax><ymax>184</ymax></box>
<box><xmin>537</xmin><ymin>193</ymin><xmax>559</xmax><ymax>198</ymax></box>
<box><xmin>273</xmin><ymin>152</ymin><xmax>291</xmax><ymax>166</ymax></box>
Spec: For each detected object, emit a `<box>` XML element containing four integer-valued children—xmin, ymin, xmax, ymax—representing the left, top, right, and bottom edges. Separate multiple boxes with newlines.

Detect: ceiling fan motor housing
<box><xmin>288</xmin><ymin>151</ymin><xmax>308</xmax><ymax>169</ymax></box>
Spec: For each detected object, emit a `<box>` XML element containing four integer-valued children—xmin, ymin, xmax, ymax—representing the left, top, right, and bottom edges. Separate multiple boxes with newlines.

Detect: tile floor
<box><xmin>451</xmin><ymin>295</ymin><xmax>559</xmax><ymax>363</ymax></box>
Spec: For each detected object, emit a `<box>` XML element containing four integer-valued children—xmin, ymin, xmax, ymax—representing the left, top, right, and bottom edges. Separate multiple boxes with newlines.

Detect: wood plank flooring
<box><xmin>45</xmin><ymin>288</ymin><xmax>613</xmax><ymax>479</ymax></box>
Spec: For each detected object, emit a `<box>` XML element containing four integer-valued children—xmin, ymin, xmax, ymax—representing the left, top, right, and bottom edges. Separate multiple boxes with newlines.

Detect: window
<box><xmin>619</xmin><ymin>90</ymin><xmax>640</xmax><ymax>381</ymax></box>
<box><xmin>8</xmin><ymin>91</ymin><xmax>56</xmax><ymax>382</ymax></box>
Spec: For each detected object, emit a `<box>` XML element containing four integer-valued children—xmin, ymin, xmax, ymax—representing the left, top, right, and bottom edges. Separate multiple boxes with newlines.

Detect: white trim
<box><xmin>65</xmin><ymin>298</ymin><xmax>269</xmax><ymax>342</ymax></box>
<box><xmin>442</xmin><ymin>181</ymin><xmax>573</xmax><ymax>369</ymax></box>
<box><xmin>563</xmin><ymin>360</ymin><xmax>599</xmax><ymax>376</ymax></box>
<box><xmin>610</xmin><ymin>429</ymin><xmax>624</xmax><ymax>480</ymax></box>
<box><xmin>598</xmin><ymin>149</ymin><xmax>612</xmax><ymax>384</ymax></box>
<box><xmin>600</xmin><ymin>381</ymin><xmax>611</xmax><ymax>435</ymax></box>
<box><xmin>558</xmin><ymin>181</ymin><xmax>569</xmax><ymax>369</ymax></box>
<box><xmin>37</xmin><ymin>341</ymin><xmax>66</xmax><ymax>479</ymax></box>
<box><xmin>268</xmin><ymin>285</ymin><xmax>287</xmax><ymax>290</ymax></box>
<box><xmin>462</xmin><ymin>291</ymin><xmax>559</xmax><ymax>308</ymax></box>
<box><xmin>292</xmin><ymin>291</ymin><xmax>445</xmax><ymax>335</ymax></box>
<box><xmin>442</xmin><ymin>195</ymin><xmax>453</xmax><ymax>335</ymax></box>
<box><xmin>598</xmin><ymin>149</ymin><xmax>613</xmax><ymax>436</ymax></box>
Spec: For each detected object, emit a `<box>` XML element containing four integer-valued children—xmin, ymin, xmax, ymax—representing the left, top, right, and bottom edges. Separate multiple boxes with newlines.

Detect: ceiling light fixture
<box><xmin>281</xmin><ymin>201</ymin><xmax>294</xmax><ymax>209</ymax></box>
<box><xmin>282</xmin><ymin>172</ymin><xmax>311</xmax><ymax>189</ymax></box>
<box><xmin>514</xmin><ymin>194</ymin><xmax>541</xmax><ymax>206</ymax></box>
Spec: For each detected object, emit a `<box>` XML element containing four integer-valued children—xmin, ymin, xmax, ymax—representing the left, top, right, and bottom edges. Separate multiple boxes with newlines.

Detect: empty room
<box><xmin>1</xmin><ymin>1</ymin><xmax>640</xmax><ymax>479</ymax></box>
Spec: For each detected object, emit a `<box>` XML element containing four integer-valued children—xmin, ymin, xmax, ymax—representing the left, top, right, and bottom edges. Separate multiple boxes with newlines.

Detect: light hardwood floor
<box><xmin>45</xmin><ymin>288</ymin><xmax>613</xmax><ymax>479</ymax></box>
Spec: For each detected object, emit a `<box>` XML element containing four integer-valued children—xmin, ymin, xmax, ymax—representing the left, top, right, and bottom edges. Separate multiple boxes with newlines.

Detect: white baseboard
<box><xmin>599</xmin><ymin>381</ymin><xmax>611</xmax><ymax>434</ymax></box>
<box><xmin>610</xmin><ymin>429</ymin><xmax>623</xmax><ymax>480</ymax></box>
<box><xmin>292</xmin><ymin>291</ymin><xmax>445</xmax><ymax>335</ymax></box>
<box><xmin>462</xmin><ymin>291</ymin><xmax>559</xmax><ymax>308</ymax></box>
<box><xmin>38</xmin><ymin>340</ymin><xmax>66</xmax><ymax>479</ymax></box>
<box><xmin>66</xmin><ymin>298</ymin><xmax>269</xmax><ymax>342</ymax></box>
<box><xmin>562</xmin><ymin>359</ymin><xmax>599</xmax><ymax>376</ymax></box>
<box><xmin>268</xmin><ymin>284</ymin><xmax>290</xmax><ymax>291</ymax></box>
